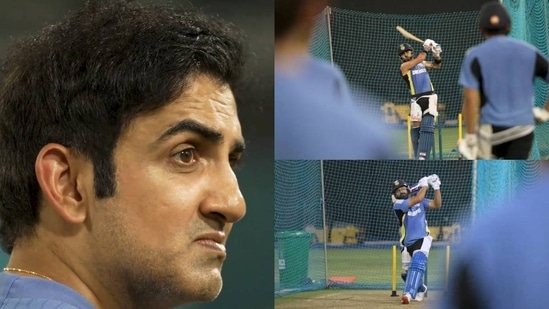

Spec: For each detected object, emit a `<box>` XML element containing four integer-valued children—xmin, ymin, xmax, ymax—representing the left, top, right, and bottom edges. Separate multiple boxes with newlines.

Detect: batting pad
<box><xmin>404</xmin><ymin>251</ymin><xmax>427</xmax><ymax>298</ymax></box>
<box><xmin>418</xmin><ymin>115</ymin><xmax>435</xmax><ymax>159</ymax></box>
<box><xmin>410</xmin><ymin>127</ymin><xmax>420</xmax><ymax>158</ymax></box>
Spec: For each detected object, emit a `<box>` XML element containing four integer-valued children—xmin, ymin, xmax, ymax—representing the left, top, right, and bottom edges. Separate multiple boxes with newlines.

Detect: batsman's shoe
<box><xmin>415</xmin><ymin>285</ymin><xmax>428</xmax><ymax>302</ymax></box>
<box><xmin>401</xmin><ymin>293</ymin><xmax>411</xmax><ymax>304</ymax></box>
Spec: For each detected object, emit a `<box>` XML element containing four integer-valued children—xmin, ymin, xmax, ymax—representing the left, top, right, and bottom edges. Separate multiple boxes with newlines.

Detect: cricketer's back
<box><xmin>440</xmin><ymin>173</ymin><xmax>549</xmax><ymax>309</ymax></box>
<box><xmin>459</xmin><ymin>36</ymin><xmax>549</xmax><ymax>127</ymax></box>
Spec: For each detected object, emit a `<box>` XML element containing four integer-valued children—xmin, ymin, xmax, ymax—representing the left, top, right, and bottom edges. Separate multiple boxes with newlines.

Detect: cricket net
<box><xmin>309</xmin><ymin>2</ymin><xmax>549</xmax><ymax>159</ymax></box>
<box><xmin>274</xmin><ymin>160</ymin><xmax>542</xmax><ymax>297</ymax></box>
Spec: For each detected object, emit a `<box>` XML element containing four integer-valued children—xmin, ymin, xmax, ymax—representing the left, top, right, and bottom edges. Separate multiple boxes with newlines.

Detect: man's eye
<box><xmin>175</xmin><ymin>148</ymin><xmax>198</xmax><ymax>164</ymax></box>
<box><xmin>229</xmin><ymin>154</ymin><xmax>241</xmax><ymax>170</ymax></box>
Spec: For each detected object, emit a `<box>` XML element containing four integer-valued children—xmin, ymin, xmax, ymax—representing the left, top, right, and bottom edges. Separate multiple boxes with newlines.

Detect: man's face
<box><xmin>90</xmin><ymin>74</ymin><xmax>246</xmax><ymax>306</ymax></box>
<box><xmin>395</xmin><ymin>186</ymin><xmax>409</xmax><ymax>199</ymax></box>
<box><xmin>400</xmin><ymin>50</ymin><xmax>413</xmax><ymax>62</ymax></box>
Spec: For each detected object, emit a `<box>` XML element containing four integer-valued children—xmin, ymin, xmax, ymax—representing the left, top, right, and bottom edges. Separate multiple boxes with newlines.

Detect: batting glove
<box><xmin>533</xmin><ymin>107</ymin><xmax>549</xmax><ymax>124</ymax></box>
<box><xmin>457</xmin><ymin>133</ymin><xmax>478</xmax><ymax>160</ymax></box>
<box><xmin>432</xmin><ymin>44</ymin><xmax>442</xmax><ymax>58</ymax></box>
<box><xmin>432</xmin><ymin>43</ymin><xmax>442</xmax><ymax>54</ymax></box>
<box><xmin>428</xmin><ymin>174</ymin><xmax>441</xmax><ymax>190</ymax></box>
<box><xmin>418</xmin><ymin>176</ymin><xmax>429</xmax><ymax>187</ymax></box>
<box><xmin>428</xmin><ymin>174</ymin><xmax>439</xmax><ymax>184</ymax></box>
<box><xmin>423</xmin><ymin>39</ymin><xmax>435</xmax><ymax>52</ymax></box>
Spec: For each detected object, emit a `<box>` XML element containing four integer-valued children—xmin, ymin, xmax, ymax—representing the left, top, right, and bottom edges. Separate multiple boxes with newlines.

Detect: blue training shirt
<box><xmin>275</xmin><ymin>55</ymin><xmax>395</xmax><ymax>160</ymax></box>
<box><xmin>438</xmin><ymin>173</ymin><xmax>549</xmax><ymax>309</ymax></box>
<box><xmin>393</xmin><ymin>198</ymin><xmax>431</xmax><ymax>246</ymax></box>
<box><xmin>402</xmin><ymin>62</ymin><xmax>434</xmax><ymax>97</ymax></box>
<box><xmin>0</xmin><ymin>273</ymin><xmax>94</xmax><ymax>308</ymax></box>
<box><xmin>459</xmin><ymin>35</ymin><xmax>549</xmax><ymax>127</ymax></box>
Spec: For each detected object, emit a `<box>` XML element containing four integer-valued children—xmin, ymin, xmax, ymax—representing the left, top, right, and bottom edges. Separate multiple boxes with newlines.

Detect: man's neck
<box><xmin>7</xmin><ymin>237</ymin><xmax>124</xmax><ymax>309</ymax></box>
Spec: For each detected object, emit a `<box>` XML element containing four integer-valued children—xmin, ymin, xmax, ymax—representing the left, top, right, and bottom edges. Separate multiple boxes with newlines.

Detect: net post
<box><xmin>319</xmin><ymin>160</ymin><xmax>329</xmax><ymax>288</ymax></box>
<box><xmin>458</xmin><ymin>113</ymin><xmax>463</xmax><ymax>140</ymax></box>
<box><xmin>407</xmin><ymin>116</ymin><xmax>412</xmax><ymax>159</ymax></box>
<box><xmin>391</xmin><ymin>245</ymin><xmax>398</xmax><ymax>296</ymax></box>
<box><xmin>438</xmin><ymin>116</ymin><xmax>443</xmax><ymax>159</ymax></box>
<box><xmin>325</xmin><ymin>6</ymin><xmax>334</xmax><ymax>66</ymax></box>
<box><xmin>445</xmin><ymin>245</ymin><xmax>451</xmax><ymax>292</ymax></box>
<box><xmin>457</xmin><ymin>113</ymin><xmax>463</xmax><ymax>159</ymax></box>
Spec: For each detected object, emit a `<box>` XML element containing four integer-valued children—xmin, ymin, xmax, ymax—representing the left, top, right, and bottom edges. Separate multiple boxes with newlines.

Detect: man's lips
<box><xmin>194</xmin><ymin>232</ymin><xmax>227</xmax><ymax>254</ymax></box>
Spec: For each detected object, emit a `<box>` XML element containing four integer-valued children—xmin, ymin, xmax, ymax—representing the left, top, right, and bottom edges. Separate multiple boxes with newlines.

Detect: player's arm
<box><xmin>406</xmin><ymin>186</ymin><xmax>427</xmax><ymax>207</ymax></box>
<box><xmin>428</xmin><ymin>189</ymin><xmax>441</xmax><ymax>209</ymax></box>
<box><xmin>424</xmin><ymin>41</ymin><xmax>442</xmax><ymax>70</ymax></box>
<box><xmin>533</xmin><ymin>50</ymin><xmax>549</xmax><ymax>123</ymax></box>
<box><xmin>424</xmin><ymin>54</ymin><xmax>442</xmax><ymax>70</ymax></box>
<box><xmin>534</xmin><ymin>51</ymin><xmax>549</xmax><ymax>112</ymax></box>
<box><xmin>427</xmin><ymin>174</ymin><xmax>442</xmax><ymax>209</ymax></box>
<box><xmin>400</xmin><ymin>51</ymin><xmax>427</xmax><ymax>75</ymax></box>
<box><xmin>406</xmin><ymin>177</ymin><xmax>429</xmax><ymax>207</ymax></box>
<box><xmin>462</xmin><ymin>87</ymin><xmax>480</xmax><ymax>134</ymax></box>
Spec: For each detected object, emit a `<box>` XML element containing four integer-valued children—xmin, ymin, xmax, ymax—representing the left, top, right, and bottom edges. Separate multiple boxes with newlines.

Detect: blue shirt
<box><xmin>393</xmin><ymin>198</ymin><xmax>431</xmax><ymax>246</ymax></box>
<box><xmin>275</xmin><ymin>56</ymin><xmax>395</xmax><ymax>160</ymax></box>
<box><xmin>0</xmin><ymin>273</ymin><xmax>94</xmax><ymax>308</ymax></box>
<box><xmin>438</xmin><ymin>174</ymin><xmax>549</xmax><ymax>309</ymax></box>
<box><xmin>459</xmin><ymin>35</ymin><xmax>549</xmax><ymax>127</ymax></box>
<box><xmin>402</xmin><ymin>62</ymin><xmax>434</xmax><ymax>97</ymax></box>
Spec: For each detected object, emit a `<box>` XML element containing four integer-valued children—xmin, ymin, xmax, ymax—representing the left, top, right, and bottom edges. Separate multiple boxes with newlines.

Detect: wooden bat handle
<box><xmin>396</xmin><ymin>26</ymin><xmax>424</xmax><ymax>44</ymax></box>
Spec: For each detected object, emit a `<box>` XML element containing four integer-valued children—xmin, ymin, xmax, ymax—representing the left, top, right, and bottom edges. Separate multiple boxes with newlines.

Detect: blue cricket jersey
<box><xmin>393</xmin><ymin>198</ymin><xmax>431</xmax><ymax>246</ymax></box>
<box><xmin>459</xmin><ymin>35</ymin><xmax>549</xmax><ymax>127</ymax></box>
<box><xmin>275</xmin><ymin>55</ymin><xmax>395</xmax><ymax>160</ymax></box>
<box><xmin>402</xmin><ymin>62</ymin><xmax>434</xmax><ymax>98</ymax></box>
<box><xmin>439</xmin><ymin>173</ymin><xmax>549</xmax><ymax>309</ymax></box>
<box><xmin>0</xmin><ymin>273</ymin><xmax>95</xmax><ymax>308</ymax></box>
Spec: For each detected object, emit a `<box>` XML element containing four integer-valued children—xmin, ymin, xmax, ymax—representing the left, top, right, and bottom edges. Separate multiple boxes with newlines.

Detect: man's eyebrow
<box><xmin>156</xmin><ymin>119</ymin><xmax>223</xmax><ymax>143</ymax></box>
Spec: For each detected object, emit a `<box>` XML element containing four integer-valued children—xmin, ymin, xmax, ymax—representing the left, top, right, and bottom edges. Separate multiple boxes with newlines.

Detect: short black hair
<box><xmin>0</xmin><ymin>0</ymin><xmax>246</xmax><ymax>253</ymax></box>
<box><xmin>275</xmin><ymin>0</ymin><xmax>307</xmax><ymax>39</ymax></box>
<box><xmin>479</xmin><ymin>1</ymin><xmax>511</xmax><ymax>35</ymax></box>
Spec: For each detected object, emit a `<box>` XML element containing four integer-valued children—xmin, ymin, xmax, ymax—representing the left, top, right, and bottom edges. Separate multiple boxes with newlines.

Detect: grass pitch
<box><xmin>275</xmin><ymin>246</ymin><xmax>454</xmax><ymax>308</ymax></box>
<box><xmin>275</xmin><ymin>289</ymin><xmax>443</xmax><ymax>309</ymax></box>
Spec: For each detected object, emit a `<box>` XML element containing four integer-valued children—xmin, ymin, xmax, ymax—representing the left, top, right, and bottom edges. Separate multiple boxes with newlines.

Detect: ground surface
<box><xmin>275</xmin><ymin>289</ymin><xmax>443</xmax><ymax>309</ymax></box>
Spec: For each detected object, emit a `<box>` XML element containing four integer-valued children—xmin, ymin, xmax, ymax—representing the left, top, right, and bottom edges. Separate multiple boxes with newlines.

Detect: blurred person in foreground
<box><xmin>275</xmin><ymin>0</ymin><xmax>396</xmax><ymax>160</ymax></box>
<box><xmin>0</xmin><ymin>1</ymin><xmax>247</xmax><ymax>308</ymax></box>
<box><xmin>437</xmin><ymin>162</ymin><xmax>549</xmax><ymax>309</ymax></box>
<box><xmin>457</xmin><ymin>1</ymin><xmax>549</xmax><ymax>159</ymax></box>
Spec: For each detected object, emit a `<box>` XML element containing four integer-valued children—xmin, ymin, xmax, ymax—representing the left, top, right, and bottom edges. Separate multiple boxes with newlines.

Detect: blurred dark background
<box><xmin>0</xmin><ymin>0</ymin><xmax>273</xmax><ymax>308</ymax></box>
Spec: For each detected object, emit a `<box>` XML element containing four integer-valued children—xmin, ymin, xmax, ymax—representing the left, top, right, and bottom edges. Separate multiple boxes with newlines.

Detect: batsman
<box><xmin>391</xmin><ymin>175</ymin><xmax>442</xmax><ymax>304</ymax></box>
<box><xmin>398</xmin><ymin>39</ymin><xmax>442</xmax><ymax>159</ymax></box>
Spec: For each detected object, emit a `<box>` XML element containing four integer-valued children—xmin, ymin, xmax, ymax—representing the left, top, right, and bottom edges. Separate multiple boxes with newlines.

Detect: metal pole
<box><xmin>320</xmin><ymin>160</ymin><xmax>329</xmax><ymax>288</ymax></box>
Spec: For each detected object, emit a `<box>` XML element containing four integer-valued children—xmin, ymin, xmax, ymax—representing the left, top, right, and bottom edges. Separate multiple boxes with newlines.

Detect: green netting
<box><xmin>474</xmin><ymin>160</ymin><xmax>542</xmax><ymax>218</ymax></box>
<box><xmin>503</xmin><ymin>0</ymin><xmax>549</xmax><ymax>158</ymax></box>
<box><xmin>274</xmin><ymin>160</ymin><xmax>327</xmax><ymax>296</ymax></box>
<box><xmin>310</xmin><ymin>2</ymin><xmax>549</xmax><ymax>159</ymax></box>
<box><xmin>309</xmin><ymin>8</ymin><xmax>332</xmax><ymax>63</ymax></box>
<box><xmin>274</xmin><ymin>160</ymin><xmax>544</xmax><ymax>297</ymax></box>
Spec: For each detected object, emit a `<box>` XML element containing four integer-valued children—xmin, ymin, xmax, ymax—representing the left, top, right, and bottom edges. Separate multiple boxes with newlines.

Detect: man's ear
<box><xmin>35</xmin><ymin>144</ymin><xmax>92</xmax><ymax>224</ymax></box>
